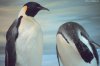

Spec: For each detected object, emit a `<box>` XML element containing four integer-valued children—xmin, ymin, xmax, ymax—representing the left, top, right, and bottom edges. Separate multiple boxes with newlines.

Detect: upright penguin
<box><xmin>56</xmin><ymin>22</ymin><xmax>99</xmax><ymax>66</ymax></box>
<box><xmin>5</xmin><ymin>2</ymin><xmax>49</xmax><ymax>66</ymax></box>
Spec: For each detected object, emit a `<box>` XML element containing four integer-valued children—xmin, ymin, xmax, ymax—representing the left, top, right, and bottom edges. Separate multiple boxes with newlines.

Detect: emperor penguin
<box><xmin>56</xmin><ymin>22</ymin><xmax>99</xmax><ymax>66</ymax></box>
<box><xmin>5</xmin><ymin>2</ymin><xmax>49</xmax><ymax>66</ymax></box>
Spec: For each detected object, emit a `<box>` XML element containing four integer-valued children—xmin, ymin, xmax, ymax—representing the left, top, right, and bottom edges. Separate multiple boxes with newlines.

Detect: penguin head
<box><xmin>57</xmin><ymin>22</ymin><xmax>90</xmax><ymax>44</ymax></box>
<box><xmin>19</xmin><ymin>2</ymin><xmax>49</xmax><ymax>17</ymax></box>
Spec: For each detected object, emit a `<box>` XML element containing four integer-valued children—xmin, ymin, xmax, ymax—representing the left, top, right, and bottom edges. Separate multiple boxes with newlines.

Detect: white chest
<box><xmin>15</xmin><ymin>17</ymin><xmax>43</xmax><ymax>66</ymax></box>
<box><xmin>16</xmin><ymin>18</ymin><xmax>39</xmax><ymax>47</ymax></box>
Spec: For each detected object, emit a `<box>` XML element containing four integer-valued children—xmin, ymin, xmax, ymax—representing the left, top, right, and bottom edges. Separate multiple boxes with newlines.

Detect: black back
<box><xmin>5</xmin><ymin>16</ymin><xmax>23</xmax><ymax>66</ymax></box>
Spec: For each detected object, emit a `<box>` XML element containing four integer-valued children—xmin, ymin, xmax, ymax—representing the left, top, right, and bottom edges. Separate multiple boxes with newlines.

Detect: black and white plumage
<box><xmin>56</xmin><ymin>22</ymin><xmax>99</xmax><ymax>66</ymax></box>
<box><xmin>5</xmin><ymin>2</ymin><xmax>49</xmax><ymax>66</ymax></box>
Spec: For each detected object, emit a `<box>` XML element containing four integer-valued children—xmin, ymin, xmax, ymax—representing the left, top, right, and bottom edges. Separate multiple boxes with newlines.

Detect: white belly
<box><xmin>56</xmin><ymin>34</ymin><xmax>97</xmax><ymax>66</ymax></box>
<box><xmin>16</xmin><ymin>18</ymin><xmax>43</xmax><ymax>66</ymax></box>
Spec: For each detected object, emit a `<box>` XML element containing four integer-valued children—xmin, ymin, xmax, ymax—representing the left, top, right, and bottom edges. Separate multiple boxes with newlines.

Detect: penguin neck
<box><xmin>18</xmin><ymin>7</ymin><xmax>35</xmax><ymax>21</ymax></box>
<box><xmin>23</xmin><ymin>15</ymin><xmax>34</xmax><ymax>22</ymax></box>
<box><xmin>18</xmin><ymin>10</ymin><xmax>35</xmax><ymax>23</ymax></box>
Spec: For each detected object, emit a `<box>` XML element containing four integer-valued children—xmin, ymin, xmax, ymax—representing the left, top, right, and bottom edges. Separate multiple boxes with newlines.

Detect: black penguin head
<box><xmin>23</xmin><ymin>2</ymin><xmax>49</xmax><ymax>17</ymax></box>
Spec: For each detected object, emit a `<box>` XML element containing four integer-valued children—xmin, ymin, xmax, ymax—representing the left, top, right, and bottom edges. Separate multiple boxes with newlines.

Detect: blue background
<box><xmin>0</xmin><ymin>0</ymin><xmax>100</xmax><ymax>66</ymax></box>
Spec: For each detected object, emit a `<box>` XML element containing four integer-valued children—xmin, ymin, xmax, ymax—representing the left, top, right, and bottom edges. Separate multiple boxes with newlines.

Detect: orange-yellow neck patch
<box><xmin>23</xmin><ymin>6</ymin><xmax>27</xmax><ymax>13</ymax></box>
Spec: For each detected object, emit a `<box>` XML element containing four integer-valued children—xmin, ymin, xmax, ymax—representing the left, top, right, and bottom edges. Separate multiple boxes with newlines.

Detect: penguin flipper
<box><xmin>5</xmin><ymin>16</ymin><xmax>23</xmax><ymax>66</ymax></box>
<box><xmin>5</xmin><ymin>49</ymin><xmax>8</xmax><ymax>66</ymax></box>
<box><xmin>5</xmin><ymin>19</ymin><xmax>18</xmax><ymax>66</ymax></box>
<box><xmin>56</xmin><ymin>45</ymin><xmax>61</xmax><ymax>66</ymax></box>
<box><xmin>75</xmin><ymin>40</ymin><xmax>94</xmax><ymax>63</ymax></box>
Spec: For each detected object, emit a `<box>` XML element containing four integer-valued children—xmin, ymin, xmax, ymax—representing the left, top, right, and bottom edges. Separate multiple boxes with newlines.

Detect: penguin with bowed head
<box><xmin>56</xmin><ymin>22</ymin><xmax>99</xmax><ymax>66</ymax></box>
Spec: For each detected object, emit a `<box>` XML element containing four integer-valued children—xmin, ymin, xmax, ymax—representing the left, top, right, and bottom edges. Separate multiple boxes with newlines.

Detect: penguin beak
<box><xmin>42</xmin><ymin>7</ymin><xmax>49</xmax><ymax>11</ymax></box>
<box><xmin>41</xmin><ymin>6</ymin><xmax>49</xmax><ymax>11</ymax></box>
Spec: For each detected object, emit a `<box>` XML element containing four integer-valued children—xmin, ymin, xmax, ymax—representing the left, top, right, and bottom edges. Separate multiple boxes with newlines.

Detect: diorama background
<box><xmin>0</xmin><ymin>0</ymin><xmax>100</xmax><ymax>66</ymax></box>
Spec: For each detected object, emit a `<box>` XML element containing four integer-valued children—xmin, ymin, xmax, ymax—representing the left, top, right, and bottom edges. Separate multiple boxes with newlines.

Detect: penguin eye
<box><xmin>80</xmin><ymin>32</ymin><xmax>87</xmax><ymax>39</ymax></box>
<box><xmin>80</xmin><ymin>32</ymin><xmax>83</xmax><ymax>36</ymax></box>
<box><xmin>79</xmin><ymin>31</ymin><xmax>89</xmax><ymax>44</ymax></box>
<box><xmin>80</xmin><ymin>32</ymin><xmax>85</xmax><ymax>38</ymax></box>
